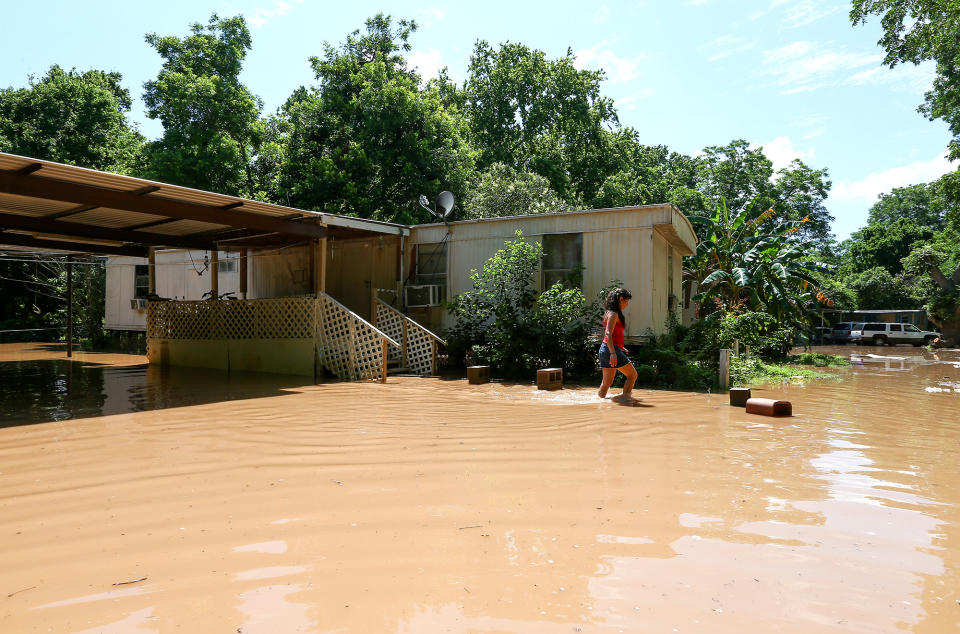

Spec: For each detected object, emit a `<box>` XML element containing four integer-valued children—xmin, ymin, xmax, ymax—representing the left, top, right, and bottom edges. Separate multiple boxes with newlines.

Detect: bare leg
<box><xmin>620</xmin><ymin>363</ymin><xmax>637</xmax><ymax>397</ymax></box>
<box><xmin>598</xmin><ymin>367</ymin><xmax>617</xmax><ymax>398</ymax></box>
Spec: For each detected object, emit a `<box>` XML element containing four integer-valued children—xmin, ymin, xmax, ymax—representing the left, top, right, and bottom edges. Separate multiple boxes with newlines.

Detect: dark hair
<box><xmin>604</xmin><ymin>288</ymin><xmax>632</xmax><ymax>331</ymax></box>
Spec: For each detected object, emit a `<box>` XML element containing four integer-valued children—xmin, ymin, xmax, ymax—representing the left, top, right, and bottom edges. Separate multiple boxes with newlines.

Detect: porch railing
<box><xmin>374</xmin><ymin>298</ymin><xmax>446</xmax><ymax>376</ymax></box>
<box><xmin>146</xmin><ymin>294</ymin><xmax>400</xmax><ymax>382</ymax></box>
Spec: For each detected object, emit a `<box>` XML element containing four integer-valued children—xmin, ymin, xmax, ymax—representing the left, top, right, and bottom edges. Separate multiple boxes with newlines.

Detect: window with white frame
<box><xmin>541</xmin><ymin>233</ymin><xmax>583</xmax><ymax>289</ymax></box>
<box><xmin>134</xmin><ymin>264</ymin><xmax>149</xmax><ymax>298</ymax></box>
<box><xmin>416</xmin><ymin>242</ymin><xmax>447</xmax><ymax>286</ymax></box>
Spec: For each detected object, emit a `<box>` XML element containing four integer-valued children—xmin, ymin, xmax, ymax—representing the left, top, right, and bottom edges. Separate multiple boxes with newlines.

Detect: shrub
<box><xmin>446</xmin><ymin>231</ymin><xmax>611</xmax><ymax>379</ymax></box>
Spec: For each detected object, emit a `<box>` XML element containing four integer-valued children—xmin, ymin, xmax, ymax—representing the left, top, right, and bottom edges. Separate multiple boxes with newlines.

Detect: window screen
<box><xmin>416</xmin><ymin>243</ymin><xmax>447</xmax><ymax>286</ymax></box>
<box><xmin>541</xmin><ymin>233</ymin><xmax>583</xmax><ymax>289</ymax></box>
<box><xmin>134</xmin><ymin>264</ymin><xmax>149</xmax><ymax>298</ymax></box>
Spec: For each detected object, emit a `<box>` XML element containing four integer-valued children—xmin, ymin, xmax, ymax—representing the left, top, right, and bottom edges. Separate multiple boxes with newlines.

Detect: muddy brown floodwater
<box><xmin>1</xmin><ymin>342</ymin><xmax>959</xmax><ymax>633</ymax></box>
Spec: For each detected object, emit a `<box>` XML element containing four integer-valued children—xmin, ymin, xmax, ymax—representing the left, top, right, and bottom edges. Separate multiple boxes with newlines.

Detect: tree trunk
<box><xmin>929</xmin><ymin>306</ymin><xmax>960</xmax><ymax>346</ymax></box>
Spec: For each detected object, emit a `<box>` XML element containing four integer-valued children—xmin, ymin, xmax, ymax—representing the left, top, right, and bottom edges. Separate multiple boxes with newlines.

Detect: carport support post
<box><xmin>147</xmin><ymin>247</ymin><xmax>156</xmax><ymax>295</ymax></box>
<box><xmin>239</xmin><ymin>249</ymin><xmax>248</xmax><ymax>299</ymax></box>
<box><xmin>719</xmin><ymin>348</ymin><xmax>730</xmax><ymax>391</ymax></box>
<box><xmin>313</xmin><ymin>239</ymin><xmax>326</xmax><ymax>295</ymax></box>
<box><xmin>210</xmin><ymin>250</ymin><xmax>219</xmax><ymax>299</ymax></box>
<box><xmin>66</xmin><ymin>255</ymin><xmax>73</xmax><ymax>358</ymax></box>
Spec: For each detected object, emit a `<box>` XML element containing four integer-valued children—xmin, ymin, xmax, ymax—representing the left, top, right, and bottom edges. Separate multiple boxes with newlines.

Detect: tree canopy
<box><xmin>142</xmin><ymin>14</ymin><xmax>263</xmax><ymax>196</ymax></box>
<box><xmin>0</xmin><ymin>65</ymin><xmax>144</xmax><ymax>173</ymax></box>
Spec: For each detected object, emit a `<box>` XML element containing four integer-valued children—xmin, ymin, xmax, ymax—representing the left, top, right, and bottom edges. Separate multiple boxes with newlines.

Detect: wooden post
<box><xmin>381</xmin><ymin>339</ymin><xmax>388</xmax><ymax>383</ymax></box>
<box><xmin>745</xmin><ymin>345</ymin><xmax>751</xmax><ymax>362</ymax></box>
<box><xmin>432</xmin><ymin>340</ymin><xmax>438</xmax><ymax>375</ymax></box>
<box><xmin>147</xmin><ymin>247</ymin><xmax>156</xmax><ymax>295</ymax></box>
<box><xmin>312</xmin><ymin>239</ymin><xmax>323</xmax><ymax>296</ymax></box>
<box><xmin>210</xmin><ymin>250</ymin><xmax>219</xmax><ymax>299</ymax></box>
<box><xmin>239</xmin><ymin>248</ymin><xmax>248</xmax><ymax>300</ymax></box>
<box><xmin>66</xmin><ymin>256</ymin><xmax>73</xmax><ymax>358</ymax></box>
<box><xmin>719</xmin><ymin>348</ymin><xmax>730</xmax><ymax>391</ymax></box>
<box><xmin>733</xmin><ymin>339</ymin><xmax>740</xmax><ymax>357</ymax></box>
<box><xmin>402</xmin><ymin>320</ymin><xmax>408</xmax><ymax>369</ymax></box>
<box><xmin>319</xmin><ymin>237</ymin><xmax>327</xmax><ymax>294</ymax></box>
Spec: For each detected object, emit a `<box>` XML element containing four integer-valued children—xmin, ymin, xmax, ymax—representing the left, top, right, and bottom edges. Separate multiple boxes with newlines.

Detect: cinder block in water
<box><xmin>729</xmin><ymin>387</ymin><xmax>751</xmax><ymax>407</ymax></box>
<box><xmin>537</xmin><ymin>368</ymin><xmax>563</xmax><ymax>390</ymax></box>
<box><xmin>745</xmin><ymin>398</ymin><xmax>792</xmax><ymax>417</ymax></box>
<box><xmin>467</xmin><ymin>365</ymin><xmax>490</xmax><ymax>384</ymax></box>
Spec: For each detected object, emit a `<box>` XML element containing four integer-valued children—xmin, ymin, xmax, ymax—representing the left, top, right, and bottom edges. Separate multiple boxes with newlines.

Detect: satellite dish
<box><xmin>436</xmin><ymin>191</ymin><xmax>455</xmax><ymax>219</ymax></box>
<box><xmin>418</xmin><ymin>191</ymin><xmax>455</xmax><ymax>222</ymax></box>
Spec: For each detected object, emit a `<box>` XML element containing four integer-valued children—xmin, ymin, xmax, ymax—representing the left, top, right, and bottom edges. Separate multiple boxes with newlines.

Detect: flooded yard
<box><xmin>1</xmin><ymin>342</ymin><xmax>958</xmax><ymax>633</ymax></box>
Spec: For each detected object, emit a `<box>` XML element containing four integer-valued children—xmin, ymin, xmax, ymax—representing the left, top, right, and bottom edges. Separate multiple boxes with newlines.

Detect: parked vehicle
<box><xmin>829</xmin><ymin>322</ymin><xmax>857</xmax><ymax>344</ymax></box>
<box><xmin>849</xmin><ymin>322</ymin><xmax>941</xmax><ymax>346</ymax></box>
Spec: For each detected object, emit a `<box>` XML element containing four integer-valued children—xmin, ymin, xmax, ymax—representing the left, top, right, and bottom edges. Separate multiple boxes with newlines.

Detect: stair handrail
<box><xmin>324</xmin><ymin>293</ymin><xmax>400</xmax><ymax>348</ymax></box>
<box><xmin>374</xmin><ymin>298</ymin><xmax>446</xmax><ymax>345</ymax></box>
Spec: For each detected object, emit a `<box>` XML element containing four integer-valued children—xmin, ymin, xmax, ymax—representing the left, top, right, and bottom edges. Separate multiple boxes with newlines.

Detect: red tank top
<box><xmin>604</xmin><ymin>314</ymin><xmax>625</xmax><ymax>348</ymax></box>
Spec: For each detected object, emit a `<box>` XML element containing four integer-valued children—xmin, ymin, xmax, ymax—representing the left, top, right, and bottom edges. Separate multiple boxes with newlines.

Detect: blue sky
<box><xmin>3</xmin><ymin>0</ymin><xmax>957</xmax><ymax>240</ymax></box>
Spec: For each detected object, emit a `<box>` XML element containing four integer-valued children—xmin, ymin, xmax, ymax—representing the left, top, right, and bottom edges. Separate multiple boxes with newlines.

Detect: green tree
<box><xmin>772</xmin><ymin>159</ymin><xmax>834</xmax><ymax>248</ymax></box>
<box><xmin>901</xmin><ymin>230</ymin><xmax>960</xmax><ymax>341</ymax></box>
<box><xmin>0</xmin><ymin>65</ymin><xmax>143</xmax><ymax>172</ymax></box>
<box><xmin>699</xmin><ymin>140</ymin><xmax>776</xmax><ymax>216</ymax></box>
<box><xmin>142</xmin><ymin>14</ymin><xmax>263</xmax><ymax>196</ymax></box>
<box><xmin>463</xmin><ymin>41</ymin><xmax>620</xmax><ymax>202</ymax></box>
<box><xmin>840</xmin><ymin>218</ymin><xmax>934</xmax><ymax>275</ymax></box>
<box><xmin>851</xmin><ymin>0</ymin><xmax>960</xmax><ymax>160</ymax></box>
<box><xmin>867</xmin><ymin>180</ymin><xmax>953</xmax><ymax>229</ymax></box>
<box><xmin>847</xmin><ymin>266</ymin><xmax>925</xmax><ymax>309</ymax></box>
<box><xmin>461</xmin><ymin>162</ymin><xmax>571</xmax><ymax>219</ymax></box>
<box><xmin>280</xmin><ymin>14</ymin><xmax>477</xmax><ymax>223</ymax></box>
<box><xmin>591</xmin><ymin>143</ymin><xmax>708</xmax><ymax>215</ymax></box>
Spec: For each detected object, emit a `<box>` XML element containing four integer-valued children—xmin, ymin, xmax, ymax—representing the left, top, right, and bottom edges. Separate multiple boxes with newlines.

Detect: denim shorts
<box><xmin>598</xmin><ymin>343</ymin><xmax>631</xmax><ymax>369</ymax></box>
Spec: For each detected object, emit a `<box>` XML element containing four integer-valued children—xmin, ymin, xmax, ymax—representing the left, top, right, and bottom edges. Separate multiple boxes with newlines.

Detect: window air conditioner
<box><xmin>130</xmin><ymin>298</ymin><xmax>148</xmax><ymax>310</ymax></box>
<box><xmin>405</xmin><ymin>284</ymin><xmax>444</xmax><ymax>308</ymax></box>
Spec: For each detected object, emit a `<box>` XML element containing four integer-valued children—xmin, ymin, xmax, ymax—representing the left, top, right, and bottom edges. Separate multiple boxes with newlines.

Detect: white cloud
<box><xmin>418</xmin><ymin>8</ymin><xmax>447</xmax><ymax>28</ymax></box>
<box><xmin>761</xmin><ymin>41</ymin><xmax>883</xmax><ymax>94</ymax></box>
<box><xmin>844</xmin><ymin>61</ymin><xmax>935</xmax><ymax>93</ymax></box>
<box><xmin>778</xmin><ymin>0</ymin><xmax>842</xmax><ymax>29</ymax></box>
<box><xmin>698</xmin><ymin>35</ymin><xmax>755</xmax><ymax>62</ymax></box>
<box><xmin>593</xmin><ymin>5</ymin><xmax>610</xmax><ymax>23</ymax></box>
<box><xmin>752</xmin><ymin>136</ymin><xmax>816</xmax><ymax>173</ymax></box>
<box><xmin>830</xmin><ymin>152</ymin><xmax>957</xmax><ymax>204</ymax></box>
<box><xmin>574</xmin><ymin>42</ymin><xmax>646</xmax><ymax>83</ymax></box>
<box><xmin>248</xmin><ymin>0</ymin><xmax>302</xmax><ymax>28</ymax></box>
<box><xmin>614</xmin><ymin>90</ymin><xmax>656</xmax><ymax>110</ymax></box>
<box><xmin>407</xmin><ymin>49</ymin><xmax>444</xmax><ymax>82</ymax></box>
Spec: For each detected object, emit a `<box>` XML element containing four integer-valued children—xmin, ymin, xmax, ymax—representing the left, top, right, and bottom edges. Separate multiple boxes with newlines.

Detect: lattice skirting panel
<box><xmin>374</xmin><ymin>299</ymin><xmax>440</xmax><ymax>376</ymax></box>
<box><xmin>147</xmin><ymin>296</ymin><xmax>390</xmax><ymax>382</ymax></box>
<box><xmin>375</xmin><ymin>301</ymin><xmax>405</xmax><ymax>362</ymax></box>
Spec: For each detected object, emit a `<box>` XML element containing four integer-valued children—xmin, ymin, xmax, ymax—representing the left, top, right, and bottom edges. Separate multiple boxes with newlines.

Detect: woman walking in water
<box><xmin>598</xmin><ymin>288</ymin><xmax>638</xmax><ymax>401</ymax></box>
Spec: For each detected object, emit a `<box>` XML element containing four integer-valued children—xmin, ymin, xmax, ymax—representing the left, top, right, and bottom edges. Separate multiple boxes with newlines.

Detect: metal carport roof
<box><xmin>0</xmin><ymin>152</ymin><xmax>407</xmax><ymax>257</ymax></box>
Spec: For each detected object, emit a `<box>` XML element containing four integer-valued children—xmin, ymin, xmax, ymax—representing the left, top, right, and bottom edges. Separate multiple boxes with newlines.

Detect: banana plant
<box><xmin>684</xmin><ymin>197</ymin><xmax>830</xmax><ymax>326</ymax></box>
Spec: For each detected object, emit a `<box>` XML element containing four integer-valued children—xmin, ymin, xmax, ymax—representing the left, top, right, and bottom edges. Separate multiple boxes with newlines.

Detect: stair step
<box><xmin>387</xmin><ymin>366</ymin><xmax>410</xmax><ymax>375</ymax></box>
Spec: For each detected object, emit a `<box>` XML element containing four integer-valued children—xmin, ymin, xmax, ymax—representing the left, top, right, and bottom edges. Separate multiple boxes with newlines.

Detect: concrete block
<box><xmin>467</xmin><ymin>365</ymin><xmax>490</xmax><ymax>384</ymax></box>
<box><xmin>537</xmin><ymin>367</ymin><xmax>563</xmax><ymax>391</ymax></box>
<box><xmin>729</xmin><ymin>387</ymin><xmax>751</xmax><ymax>407</ymax></box>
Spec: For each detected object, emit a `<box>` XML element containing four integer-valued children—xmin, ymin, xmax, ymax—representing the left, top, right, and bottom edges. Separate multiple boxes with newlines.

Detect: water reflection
<box><xmin>1</xmin><ymin>343</ymin><xmax>958</xmax><ymax>632</ymax></box>
<box><xmin>0</xmin><ymin>343</ymin><xmax>317</xmax><ymax>427</ymax></box>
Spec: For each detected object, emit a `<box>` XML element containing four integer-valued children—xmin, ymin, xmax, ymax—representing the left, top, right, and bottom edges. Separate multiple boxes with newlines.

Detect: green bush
<box><xmin>445</xmin><ymin>231</ymin><xmax>611</xmax><ymax>379</ymax></box>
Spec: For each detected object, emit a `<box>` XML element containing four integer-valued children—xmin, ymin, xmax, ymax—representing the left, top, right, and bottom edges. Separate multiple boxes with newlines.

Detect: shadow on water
<box><xmin>0</xmin><ymin>355</ymin><xmax>319</xmax><ymax>429</ymax></box>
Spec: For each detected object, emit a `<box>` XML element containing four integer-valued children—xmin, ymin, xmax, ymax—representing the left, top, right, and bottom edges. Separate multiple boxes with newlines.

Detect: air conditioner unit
<box><xmin>405</xmin><ymin>284</ymin><xmax>444</xmax><ymax>308</ymax></box>
<box><xmin>130</xmin><ymin>298</ymin><xmax>148</xmax><ymax>310</ymax></box>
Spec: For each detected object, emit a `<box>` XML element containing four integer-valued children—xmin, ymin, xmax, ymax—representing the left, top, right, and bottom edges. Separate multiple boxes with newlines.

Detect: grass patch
<box><xmin>786</xmin><ymin>352</ymin><xmax>850</xmax><ymax>367</ymax></box>
<box><xmin>731</xmin><ymin>357</ymin><xmax>840</xmax><ymax>386</ymax></box>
